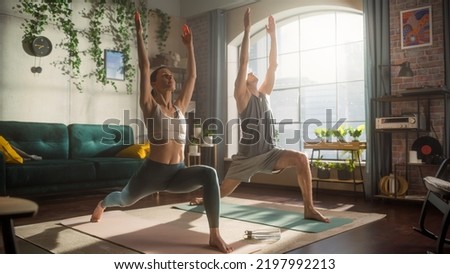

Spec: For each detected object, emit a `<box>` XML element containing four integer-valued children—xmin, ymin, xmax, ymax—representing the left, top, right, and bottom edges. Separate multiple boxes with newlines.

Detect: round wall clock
<box><xmin>32</xmin><ymin>36</ymin><xmax>52</xmax><ymax>57</ymax></box>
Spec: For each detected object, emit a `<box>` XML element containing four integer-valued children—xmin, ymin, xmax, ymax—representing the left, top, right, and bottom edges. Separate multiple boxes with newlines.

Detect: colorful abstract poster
<box><xmin>401</xmin><ymin>6</ymin><xmax>432</xmax><ymax>49</ymax></box>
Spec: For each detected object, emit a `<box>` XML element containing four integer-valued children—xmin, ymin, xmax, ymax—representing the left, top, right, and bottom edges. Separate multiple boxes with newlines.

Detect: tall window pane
<box><xmin>337</xmin><ymin>12</ymin><xmax>364</xmax><ymax>44</ymax></box>
<box><xmin>276</xmin><ymin>52</ymin><xmax>299</xmax><ymax>89</ymax></box>
<box><xmin>337</xmin><ymin>81</ymin><xmax>365</xmax><ymax>122</ymax></box>
<box><xmin>278</xmin><ymin>17</ymin><xmax>299</xmax><ymax>54</ymax></box>
<box><xmin>301</xmin><ymin>47</ymin><xmax>336</xmax><ymax>86</ymax></box>
<box><xmin>248</xmin><ymin>57</ymin><xmax>267</xmax><ymax>81</ymax></box>
<box><xmin>234</xmin><ymin>10</ymin><xmax>364</xmax><ymax>152</ymax></box>
<box><xmin>300</xmin><ymin>13</ymin><xmax>336</xmax><ymax>50</ymax></box>
<box><xmin>301</xmin><ymin>84</ymin><xmax>337</xmax><ymax>123</ymax></box>
<box><xmin>337</xmin><ymin>42</ymin><xmax>364</xmax><ymax>82</ymax></box>
<box><xmin>271</xmin><ymin>89</ymin><xmax>300</xmax><ymax>123</ymax></box>
<box><xmin>276</xmin><ymin>123</ymin><xmax>302</xmax><ymax>150</ymax></box>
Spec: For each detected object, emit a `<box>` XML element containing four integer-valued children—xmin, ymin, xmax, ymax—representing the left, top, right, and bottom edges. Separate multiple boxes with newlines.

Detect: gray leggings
<box><xmin>101</xmin><ymin>158</ymin><xmax>221</xmax><ymax>228</ymax></box>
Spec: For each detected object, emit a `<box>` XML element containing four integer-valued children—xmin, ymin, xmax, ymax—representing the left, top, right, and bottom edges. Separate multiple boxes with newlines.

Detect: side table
<box><xmin>0</xmin><ymin>196</ymin><xmax>38</xmax><ymax>253</ymax></box>
<box><xmin>200</xmin><ymin>144</ymin><xmax>217</xmax><ymax>169</ymax></box>
<box><xmin>186</xmin><ymin>144</ymin><xmax>217</xmax><ymax>168</ymax></box>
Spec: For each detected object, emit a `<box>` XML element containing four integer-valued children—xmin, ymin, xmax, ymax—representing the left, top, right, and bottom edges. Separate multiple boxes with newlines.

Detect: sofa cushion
<box><xmin>0</xmin><ymin>121</ymin><xmax>69</xmax><ymax>159</ymax></box>
<box><xmin>116</xmin><ymin>144</ymin><xmax>150</xmax><ymax>159</ymax></box>
<box><xmin>0</xmin><ymin>135</ymin><xmax>24</xmax><ymax>164</ymax></box>
<box><xmin>79</xmin><ymin>157</ymin><xmax>142</xmax><ymax>181</ymax></box>
<box><xmin>5</xmin><ymin>159</ymin><xmax>96</xmax><ymax>188</ymax></box>
<box><xmin>69</xmin><ymin>124</ymin><xmax>135</xmax><ymax>158</ymax></box>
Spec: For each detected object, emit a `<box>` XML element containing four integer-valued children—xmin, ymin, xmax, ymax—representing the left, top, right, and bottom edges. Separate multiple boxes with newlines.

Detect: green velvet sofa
<box><xmin>0</xmin><ymin>121</ymin><xmax>144</xmax><ymax>196</ymax></box>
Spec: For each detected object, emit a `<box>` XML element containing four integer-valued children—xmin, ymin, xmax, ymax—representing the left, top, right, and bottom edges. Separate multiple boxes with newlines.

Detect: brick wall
<box><xmin>187</xmin><ymin>14</ymin><xmax>211</xmax><ymax>123</ymax></box>
<box><xmin>389</xmin><ymin>0</ymin><xmax>445</xmax><ymax>195</ymax></box>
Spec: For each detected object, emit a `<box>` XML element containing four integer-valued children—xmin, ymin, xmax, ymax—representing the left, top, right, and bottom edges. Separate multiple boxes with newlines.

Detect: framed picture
<box><xmin>401</xmin><ymin>6</ymin><xmax>432</xmax><ymax>49</ymax></box>
<box><xmin>105</xmin><ymin>49</ymin><xmax>125</xmax><ymax>81</ymax></box>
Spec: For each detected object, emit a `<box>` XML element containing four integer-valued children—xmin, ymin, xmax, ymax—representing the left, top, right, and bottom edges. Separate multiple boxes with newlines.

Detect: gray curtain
<box><xmin>444</xmin><ymin>0</ymin><xmax>450</xmax><ymax>157</ymax></box>
<box><xmin>363</xmin><ymin>0</ymin><xmax>391</xmax><ymax>198</ymax></box>
<box><xmin>208</xmin><ymin>9</ymin><xmax>227</xmax><ymax>180</ymax></box>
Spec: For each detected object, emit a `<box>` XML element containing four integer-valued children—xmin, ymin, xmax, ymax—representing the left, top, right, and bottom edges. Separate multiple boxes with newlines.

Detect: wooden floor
<box><xmin>3</xmin><ymin>183</ymin><xmax>450</xmax><ymax>254</ymax></box>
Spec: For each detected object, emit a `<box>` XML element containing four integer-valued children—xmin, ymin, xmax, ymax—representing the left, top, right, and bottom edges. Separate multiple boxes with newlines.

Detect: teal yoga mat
<box><xmin>174</xmin><ymin>202</ymin><xmax>352</xmax><ymax>233</ymax></box>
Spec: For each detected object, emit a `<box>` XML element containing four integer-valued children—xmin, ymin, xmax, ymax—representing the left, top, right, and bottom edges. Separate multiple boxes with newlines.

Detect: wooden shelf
<box><xmin>312</xmin><ymin>178</ymin><xmax>364</xmax><ymax>184</ymax></box>
<box><xmin>304</xmin><ymin>142</ymin><xmax>366</xmax><ymax>150</ymax></box>
<box><xmin>307</xmin><ymin>142</ymin><xmax>366</xmax><ymax>198</ymax></box>
<box><xmin>375</xmin><ymin>128</ymin><xmax>428</xmax><ymax>133</ymax></box>
<box><xmin>373</xmin><ymin>88</ymin><xmax>449</xmax><ymax>200</ymax></box>
<box><xmin>372</xmin><ymin>87</ymin><xmax>449</xmax><ymax>102</ymax></box>
<box><xmin>373</xmin><ymin>194</ymin><xmax>425</xmax><ymax>202</ymax></box>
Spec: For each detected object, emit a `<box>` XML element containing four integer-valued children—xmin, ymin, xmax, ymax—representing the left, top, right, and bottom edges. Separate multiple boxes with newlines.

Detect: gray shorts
<box><xmin>225</xmin><ymin>148</ymin><xmax>286</xmax><ymax>182</ymax></box>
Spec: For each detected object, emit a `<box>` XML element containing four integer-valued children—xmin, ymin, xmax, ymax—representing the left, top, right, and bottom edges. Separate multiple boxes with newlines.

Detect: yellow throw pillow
<box><xmin>0</xmin><ymin>135</ymin><xmax>24</xmax><ymax>164</ymax></box>
<box><xmin>116</xmin><ymin>144</ymin><xmax>150</xmax><ymax>159</ymax></box>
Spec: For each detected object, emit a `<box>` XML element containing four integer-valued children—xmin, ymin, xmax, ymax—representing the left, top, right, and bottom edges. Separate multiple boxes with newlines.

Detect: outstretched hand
<box><xmin>244</xmin><ymin>8</ymin><xmax>251</xmax><ymax>32</ymax></box>
<box><xmin>181</xmin><ymin>24</ymin><xmax>193</xmax><ymax>46</ymax></box>
<box><xmin>134</xmin><ymin>11</ymin><xmax>142</xmax><ymax>34</ymax></box>
<box><xmin>266</xmin><ymin>15</ymin><xmax>275</xmax><ymax>36</ymax></box>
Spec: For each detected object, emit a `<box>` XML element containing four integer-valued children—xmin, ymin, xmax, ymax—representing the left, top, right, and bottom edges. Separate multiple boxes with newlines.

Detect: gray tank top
<box><xmin>237</xmin><ymin>93</ymin><xmax>276</xmax><ymax>158</ymax></box>
<box><xmin>147</xmin><ymin>104</ymin><xmax>186</xmax><ymax>144</ymax></box>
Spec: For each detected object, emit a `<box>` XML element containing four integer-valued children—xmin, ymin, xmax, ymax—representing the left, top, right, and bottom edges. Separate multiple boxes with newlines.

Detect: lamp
<box><xmin>379</xmin><ymin>61</ymin><xmax>414</xmax><ymax>95</ymax></box>
<box><xmin>393</xmin><ymin>61</ymin><xmax>414</xmax><ymax>77</ymax></box>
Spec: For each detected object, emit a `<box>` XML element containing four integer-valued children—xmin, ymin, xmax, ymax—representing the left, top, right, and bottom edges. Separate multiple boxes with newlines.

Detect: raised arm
<box><xmin>259</xmin><ymin>15</ymin><xmax>278</xmax><ymax>95</ymax></box>
<box><xmin>174</xmin><ymin>24</ymin><xmax>197</xmax><ymax>114</ymax></box>
<box><xmin>234</xmin><ymin>8</ymin><xmax>252</xmax><ymax>113</ymax></box>
<box><xmin>135</xmin><ymin>11</ymin><xmax>155</xmax><ymax>115</ymax></box>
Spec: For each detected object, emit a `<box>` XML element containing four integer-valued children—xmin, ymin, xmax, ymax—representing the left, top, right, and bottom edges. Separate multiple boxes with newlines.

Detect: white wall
<box><xmin>0</xmin><ymin>0</ymin><xmax>186</xmax><ymax>129</ymax></box>
<box><xmin>0</xmin><ymin>1</ymin><xmax>136</xmax><ymax>125</ymax></box>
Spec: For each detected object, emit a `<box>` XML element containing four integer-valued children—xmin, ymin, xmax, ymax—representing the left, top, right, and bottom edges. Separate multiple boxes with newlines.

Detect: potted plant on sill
<box><xmin>188</xmin><ymin>136</ymin><xmax>200</xmax><ymax>155</ymax></box>
<box><xmin>335</xmin><ymin>160</ymin><xmax>356</xmax><ymax>180</ymax></box>
<box><xmin>314</xmin><ymin>127</ymin><xmax>332</xmax><ymax>143</ymax></box>
<box><xmin>312</xmin><ymin>157</ymin><xmax>334</xmax><ymax>179</ymax></box>
<box><xmin>202</xmin><ymin>129</ymin><xmax>216</xmax><ymax>145</ymax></box>
<box><xmin>332</xmin><ymin>126</ymin><xmax>348</xmax><ymax>143</ymax></box>
<box><xmin>347</xmin><ymin>124</ymin><xmax>365</xmax><ymax>142</ymax></box>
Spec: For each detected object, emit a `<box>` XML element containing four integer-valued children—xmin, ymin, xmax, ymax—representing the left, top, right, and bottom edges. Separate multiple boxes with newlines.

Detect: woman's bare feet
<box><xmin>90</xmin><ymin>200</ymin><xmax>105</xmax><ymax>222</ymax></box>
<box><xmin>189</xmin><ymin>197</ymin><xmax>204</xmax><ymax>206</ymax></box>
<box><xmin>209</xmin><ymin>228</ymin><xmax>233</xmax><ymax>253</ymax></box>
<box><xmin>304</xmin><ymin>206</ymin><xmax>330</xmax><ymax>223</ymax></box>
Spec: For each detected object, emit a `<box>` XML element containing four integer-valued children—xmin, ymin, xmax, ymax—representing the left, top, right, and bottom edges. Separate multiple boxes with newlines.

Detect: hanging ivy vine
<box><xmin>149</xmin><ymin>8</ymin><xmax>171</xmax><ymax>54</ymax></box>
<box><xmin>138</xmin><ymin>0</ymin><xmax>149</xmax><ymax>44</ymax></box>
<box><xmin>14</xmin><ymin>0</ymin><xmax>82</xmax><ymax>90</ymax></box>
<box><xmin>13</xmin><ymin>0</ymin><xmax>48</xmax><ymax>43</ymax></box>
<box><xmin>47</xmin><ymin>1</ymin><xmax>83</xmax><ymax>90</ymax></box>
<box><xmin>81</xmin><ymin>0</ymin><xmax>116</xmax><ymax>91</ymax></box>
<box><xmin>82</xmin><ymin>0</ymin><xmax>149</xmax><ymax>94</ymax></box>
<box><xmin>13</xmin><ymin>0</ymin><xmax>151</xmax><ymax>94</ymax></box>
<box><xmin>107</xmin><ymin>0</ymin><xmax>135</xmax><ymax>94</ymax></box>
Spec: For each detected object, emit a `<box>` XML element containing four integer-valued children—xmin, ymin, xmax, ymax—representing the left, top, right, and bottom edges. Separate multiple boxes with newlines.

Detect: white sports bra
<box><xmin>147</xmin><ymin>105</ymin><xmax>187</xmax><ymax>144</ymax></box>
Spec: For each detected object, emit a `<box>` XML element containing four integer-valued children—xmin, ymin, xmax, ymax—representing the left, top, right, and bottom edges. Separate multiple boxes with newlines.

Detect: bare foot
<box><xmin>90</xmin><ymin>200</ymin><xmax>105</xmax><ymax>222</ymax></box>
<box><xmin>304</xmin><ymin>207</ymin><xmax>330</xmax><ymax>223</ymax></box>
<box><xmin>189</xmin><ymin>197</ymin><xmax>204</xmax><ymax>206</ymax></box>
<box><xmin>209</xmin><ymin>228</ymin><xmax>233</xmax><ymax>253</ymax></box>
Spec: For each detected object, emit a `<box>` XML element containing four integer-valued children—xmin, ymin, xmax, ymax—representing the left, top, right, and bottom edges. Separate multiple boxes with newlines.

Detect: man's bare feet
<box><xmin>209</xmin><ymin>228</ymin><xmax>233</xmax><ymax>253</ymax></box>
<box><xmin>189</xmin><ymin>197</ymin><xmax>204</xmax><ymax>206</ymax></box>
<box><xmin>90</xmin><ymin>200</ymin><xmax>105</xmax><ymax>222</ymax></box>
<box><xmin>304</xmin><ymin>207</ymin><xmax>330</xmax><ymax>223</ymax></box>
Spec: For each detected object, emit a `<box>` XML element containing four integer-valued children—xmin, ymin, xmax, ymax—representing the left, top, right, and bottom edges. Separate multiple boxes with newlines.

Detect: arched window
<box><xmin>240</xmin><ymin>10</ymin><xmax>365</xmax><ymax>154</ymax></box>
